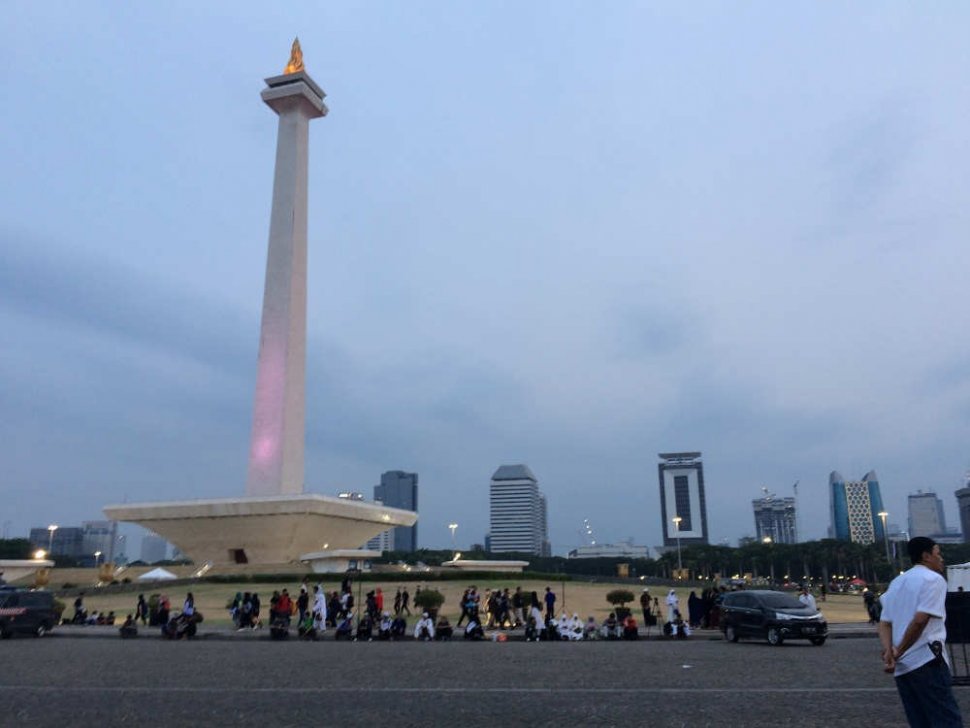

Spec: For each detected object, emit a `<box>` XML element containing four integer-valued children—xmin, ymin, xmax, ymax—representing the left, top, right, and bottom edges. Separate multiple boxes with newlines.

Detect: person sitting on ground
<box><xmin>544</xmin><ymin>615</ymin><xmax>560</xmax><ymax>641</ymax></box>
<box><xmin>414</xmin><ymin>611</ymin><xmax>435</xmax><ymax>641</ymax></box>
<box><xmin>356</xmin><ymin>612</ymin><xmax>374</xmax><ymax>641</ymax></box>
<box><xmin>435</xmin><ymin>615</ymin><xmax>453</xmax><ymax>640</ymax></box>
<box><xmin>524</xmin><ymin>614</ymin><xmax>541</xmax><ymax>642</ymax></box>
<box><xmin>622</xmin><ymin>614</ymin><xmax>639</xmax><ymax>640</ymax></box>
<box><xmin>559</xmin><ymin>613</ymin><xmax>581</xmax><ymax>641</ymax></box>
<box><xmin>558</xmin><ymin>611</ymin><xmax>571</xmax><ymax>640</ymax></box>
<box><xmin>390</xmin><ymin>614</ymin><xmax>407</xmax><ymax>639</ymax></box>
<box><xmin>334</xmin><ymin>614</ymin><xmax>354</xmax><ymax>640</ymax></box>
<box><xmin>464</xmin><ymin>615</ymin><xmax>485</xmax><ymax>640</ymax></box>
<box><xmin>378</xmin><ymin>611</ymin><xmax>393</xmax><ymax>640</ymax></box>
<box><xmin>601</xmin><ymin>612</ymin><xmax>621</xmax><ymax>640</ymax></box>
<box><xmin>119</xmin><ymin>614</ymin><xmax>138</xmax><ymax>638</ymax></box>
<box><xmin>671</xmin><ymin>609</ymin><xmax>690</xmax><ymax>638</ymax></box>
<box><xmin>584</xmin><ymin>616</ymin><xmax>599</xmax><ymax>640</ymax></box>
<box><xmin>104</xmin><ymin>611</ymin><xmax>117</xmax><ymax>626</ymax></box>
<box><xmin>297</xmin><ymin>610</ymin><xmax>316</xmax><ymax>640</ymax></box>
<box><xmin>87</xmin><ymin>611</ymin><xmax>101</xmax><ymax>626</ymax></box>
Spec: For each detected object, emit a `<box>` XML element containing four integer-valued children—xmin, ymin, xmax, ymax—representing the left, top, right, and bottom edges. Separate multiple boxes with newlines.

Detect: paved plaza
<box><xmin>2</xmin><ymin>635</ymin><xmax>968</xmax><ymax>726</ymax></box>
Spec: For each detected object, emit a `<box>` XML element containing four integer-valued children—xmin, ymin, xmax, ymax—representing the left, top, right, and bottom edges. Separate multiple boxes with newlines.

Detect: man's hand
<box><xmin>882</xmin><ymin>646</ymin><xmax>896</xmax><ymax>673</ymax></box>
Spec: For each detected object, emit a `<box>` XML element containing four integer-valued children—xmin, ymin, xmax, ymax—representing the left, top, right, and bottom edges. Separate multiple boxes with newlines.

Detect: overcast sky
<box><xmin>2</xmin><ymin>3</ymin><xmax>969</xmax><ymax>555</ymax></box>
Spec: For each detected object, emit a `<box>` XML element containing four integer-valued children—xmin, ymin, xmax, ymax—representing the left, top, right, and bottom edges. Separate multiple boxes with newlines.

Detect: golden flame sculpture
<box><xmin>284</xmin><ymin>37</ymin><xmax>304</xmax><ymax>74</ymax></box>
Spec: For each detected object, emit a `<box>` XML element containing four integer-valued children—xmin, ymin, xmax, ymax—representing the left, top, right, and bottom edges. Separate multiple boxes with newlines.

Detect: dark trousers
<box><xmin>895</xmin><ymin>659</ymin><xmax>963</xmax><ymax>728</ymax></box>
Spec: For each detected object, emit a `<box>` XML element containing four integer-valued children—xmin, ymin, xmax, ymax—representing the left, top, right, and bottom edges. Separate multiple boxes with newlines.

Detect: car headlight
<box><xmin>773</xmin><ymin>612</ymin><xmax>794</xmax><ymax>621</ymax></box>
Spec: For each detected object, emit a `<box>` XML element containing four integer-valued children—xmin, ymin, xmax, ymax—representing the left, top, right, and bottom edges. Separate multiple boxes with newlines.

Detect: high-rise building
<box><xmin>538</xmin><ymin>492</ymin><xmax>551</xmax><ymax>557</ymax></box>
<box><xmin>956</xmin><ymin>475</ymin><xmax>970</xmax><ymax>543</ymax></box>
<box><xmin>29</xmin><ymin>526</ymin><xmax>83</xmax><ymax>558</ymax></box>
<box><xmin>908</xmin><ymin>490</ymin><xmax>946</xmax><ymax>538</ymax></box>
<box><xmin>489</xmin><ymin>465</ymin><xmax>546</xmax><ymax>555</ymax></box>
<box><xmin>374</xmin><ymin>471</ymin><xmax>418</xmax><ymax>552</ymax></box>
<box><xmin>829</xmin><ymin>470</ymin><xmax>886</xmax><ymax>544</ymax></box>
<box><xmin>658</xmin><ymin>452</ymin><xmax>709</xmax><ymax>546</ymax></box>
<box><xmin>140</xmin><ymin>534</ymin><xmax>169</xmax><ymax>563</ymax></box>
<box><xmin>81</xmin><ymin>521</ymin><xmax>116</xmax><ymax>561</ymax></box>
<box><xmin>752</xmin><ymin>493</ymin><xmax>797</xmax><ymax>544</ymax></box>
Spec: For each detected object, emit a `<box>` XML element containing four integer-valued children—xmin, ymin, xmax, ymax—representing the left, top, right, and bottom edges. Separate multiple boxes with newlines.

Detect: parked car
<box><xmin>720</xmin><ymin>589</ymin><xmax>827</xmax><ymax>646</ymax></box>
<box><xmin>0</xmin><ymin>588</ymin><xmax>57</xmax><ymax>638</ymax></box>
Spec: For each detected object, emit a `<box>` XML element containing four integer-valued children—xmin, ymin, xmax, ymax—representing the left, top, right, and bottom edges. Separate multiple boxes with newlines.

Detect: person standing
<box><xmin>879</xmin><ymin>536</ymin><xmax>963</xmax><ymax>727</ymax></box>
<box><xmin>544</xmin><ymin>587</ymin><xmax>556</xmax><ymax>622</ymax></box>
<box><xmin>297</xmin><ymin>587</ymin><xmax>310</xmax><ymax>624</ymax></box>
<box><xmin>401</xmin><ymin>587</ymin><xmax>411</xmax><ymax>616</ymax></box>
<box><xmin>135</xmin><ymin>594</ymin><xmax>148</xmax><ymax>626</ymax></box>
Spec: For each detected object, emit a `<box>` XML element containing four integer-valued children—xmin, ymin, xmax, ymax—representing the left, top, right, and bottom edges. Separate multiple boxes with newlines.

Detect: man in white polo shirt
<box><xmin>878</xmin><ymin>536</ymin><xmax>963</xmax><ymax>727</ymax></box>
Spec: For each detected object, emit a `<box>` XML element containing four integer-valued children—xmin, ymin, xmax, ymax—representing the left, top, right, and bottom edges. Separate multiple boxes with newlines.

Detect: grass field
<box><xmin>51</xmin><ymin>573</ymin><xmax>871</xmax><ymax>628</ymax></box>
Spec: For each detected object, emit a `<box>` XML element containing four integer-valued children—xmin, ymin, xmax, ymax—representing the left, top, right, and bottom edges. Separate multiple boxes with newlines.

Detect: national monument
<box><xmin>104</xmin><ymin>41</ymin><xmax>417</xmax><ymax>569</ymax></box>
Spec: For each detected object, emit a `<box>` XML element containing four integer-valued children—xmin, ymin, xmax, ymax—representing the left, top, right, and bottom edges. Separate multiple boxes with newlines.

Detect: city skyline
<box><xmin>3</xmin><ymin>5</ymin><xmax>970</xmax><ymax>554</ymax></box>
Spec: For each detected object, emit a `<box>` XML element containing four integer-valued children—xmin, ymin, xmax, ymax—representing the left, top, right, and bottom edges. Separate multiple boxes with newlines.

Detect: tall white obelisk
<box><xmin>246</xmin><ymin>40</ymin><xmax>327</xmax><ymax>497</ymax></box>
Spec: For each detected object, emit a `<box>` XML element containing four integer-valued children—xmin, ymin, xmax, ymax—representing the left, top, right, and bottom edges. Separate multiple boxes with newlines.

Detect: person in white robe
<box><xmin>414</xmin><ymin>612</ymin><xmax>435</xmax><ymax>640</ymax></box>
<box><xmin>312</xmin><ymin>585</ymin><xmax>327</xmax><ymax>633</ymax></box>
<box><xmin>666</xmin><ymin>589</ymin><xmax>679</xmax><ymax>623</ymax></box>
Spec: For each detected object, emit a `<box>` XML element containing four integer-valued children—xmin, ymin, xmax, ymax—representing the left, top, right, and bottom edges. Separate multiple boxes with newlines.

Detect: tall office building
<box><xmin>374</xmin><ymin>471</ymin><xmax>418</xmax><ymax>552</ymax></box>
<box><xmin>829</xmin><ymin>470</ymin><xmax>886</xmax><ymax>544</ymax></box>
<box><xmin>908</xmin><ymin>490</ymin><xmax>946</xmax><ymax>538</ymax></box>
<box><xmin>81</xmin><ymin>521</ymin><xmax>116</xmax><ymax>561</ymax></box>
<box><xmin>752</xmin><ymin>494</ymin><xmax>797</xmax><ymax>544</ymax></box>
<box><xmin>538</xmin><ymin>492</ymin><xmax>551</xmax><ymax>557</ymax></box>
<box><xmin>29</xmin><ymin>526</ymin><xmax>83</xmax><ymax>558</ymax></box>
<box><xmin>957</xmin><ymin>475</ymin><xmax>970</xmax><ymax>544</ymax></box>
<box><xmin>658</xmin><ymin>452</ymin><xmax>709</xmax><ymax>546</ymax></box>
<box><xmin>489</xmin><ymin>465</ymin><xmax>546</xmax><ymax>555</ymax></box>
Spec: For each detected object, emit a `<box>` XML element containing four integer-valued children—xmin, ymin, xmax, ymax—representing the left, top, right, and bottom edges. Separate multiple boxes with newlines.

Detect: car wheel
<box><xmin>0</xmin><ymin>629</ymin><xmax>12</xmax><ymax>640</ymax></box>
<box><xmin>766</xmin><ymin>627</ymin><xmax>784</xmax><ymax>646</ymax></box>
<box><xmin>725</xmin><ymin>625</ymin><xmax>739</xmax><ymax>643</ymax></box>
<box><xmin>810</xmin><ymin>636</ymin><xmax>826</xmax><ymax>646</ymax></box>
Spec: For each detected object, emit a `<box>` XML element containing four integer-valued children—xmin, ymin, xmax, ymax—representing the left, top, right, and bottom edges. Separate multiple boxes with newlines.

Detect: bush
<box><xmin>606</xmin><ymin>589</ymin><xmax>635</xmax><ymax>607</ymax></box>
<box><xmin>413</xmin><ymin>588</ymin><xmax>445</xmax><ymax>613</ymax></box>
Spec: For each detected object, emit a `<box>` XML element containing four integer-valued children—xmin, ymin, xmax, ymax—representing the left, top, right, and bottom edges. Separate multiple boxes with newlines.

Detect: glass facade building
<box><xmin>829</xmin><ymin>470</ymin><xmax>885</xmax><ymax>544</ymax></box>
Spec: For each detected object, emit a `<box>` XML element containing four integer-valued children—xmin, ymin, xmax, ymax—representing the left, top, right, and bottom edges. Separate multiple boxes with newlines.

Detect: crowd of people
<box><xmin>93</xmin><ymin>580</ymin><xmax>771</xmax><ymax>642</ymax></box>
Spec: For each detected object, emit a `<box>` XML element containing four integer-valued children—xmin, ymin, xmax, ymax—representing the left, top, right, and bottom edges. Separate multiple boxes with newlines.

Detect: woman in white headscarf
<box><xmin>312</xmin><ymin>584</ymin><xmax>327</xmax><ymax>633</ymax></box>
<box><xmin>558</xmin><ymin>611</ymin><xmax>571</xmax><ymax>640</ymax></box>
<box><xmin>567</xmin><ymin>613</ymin><xmax>584</xmax><ymax>641</ymax></box>
<box><xmin>666</xmin><ymin>589</ymin><xmax>679</xmax><ymax>624</ymax></box>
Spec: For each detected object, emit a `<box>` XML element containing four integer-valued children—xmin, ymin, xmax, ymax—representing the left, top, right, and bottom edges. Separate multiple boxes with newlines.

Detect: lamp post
<box><xmin>672</xmin><ymin>516</ymin><xmax>683</xmax><ymax>578</ymax></box>
<box><xmin>878</xmin><ymin>511</ymin><xmax>890</xmax><ymax>568</ymax></box>
<box><xmin>762</xmin><ymin>536</ymin><xmax>774</xmax><ymax>584</ymax></box>
<box><xmin>94</xmin><ymin>551</ymin><xmax>102</xmax><ymax>568</ymax></box>
<box><xmin>448</xmin><ymin>523</ymin><xmax>458</xmax><ymax>558</ymax></box>
<box><xmin>46</xmin><ymin>524</ymin><xmax>58</xmax><ymax>555</ymax></box>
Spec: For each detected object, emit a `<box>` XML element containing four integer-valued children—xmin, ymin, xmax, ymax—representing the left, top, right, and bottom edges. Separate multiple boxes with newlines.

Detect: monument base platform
<box><xmin>300</xmin><ymin>549</ymin><xmax>381</xmax><ymax>573</ymax></box>
<box><xmin>440</xmin><ymin>559</ymin><xmax>529</xmax><ymax>573</ymax></box>
<box><xmin>0</xmin><ymin>559</ymin><xmax>54</xmax><ymax>585</ymax></box>
<box><xmin>104</xmin><ymin>494</ymin><xmax>416</xmax><ymax>567</ymax></box>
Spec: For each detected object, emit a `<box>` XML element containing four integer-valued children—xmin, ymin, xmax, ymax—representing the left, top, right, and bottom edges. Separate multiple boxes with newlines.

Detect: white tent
<box><xmin>137</xmin><ymin>567</ymin><xmax>178</xmax><ymax>581</ymax></box>
<box><xmin>947</xmin><ymin>563</ymin><xmax>970</xmax><ymax>592</ymax></box>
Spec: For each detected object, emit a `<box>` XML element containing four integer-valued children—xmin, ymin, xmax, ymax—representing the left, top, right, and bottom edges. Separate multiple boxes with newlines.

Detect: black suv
<box><xmin>0</xmin><ymin>588</ymin><xmax>57</xmax><ymax>638</ymax></box>
<box><xmin>720</xmin><ymin>590</ymin><xmax>827</xmax><ymax>646</ymax></box>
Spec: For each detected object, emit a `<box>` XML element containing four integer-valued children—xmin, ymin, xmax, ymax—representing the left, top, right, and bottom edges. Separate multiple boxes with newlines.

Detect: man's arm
<box><xmin>877</xmin><ymin>619</ymin><xmax>895</xmax><ymax>672</ymax></box>
<box><xmin>893</xmin><ymin>611</ymin><xmax>932</xmax><ymax>659</ymax></box>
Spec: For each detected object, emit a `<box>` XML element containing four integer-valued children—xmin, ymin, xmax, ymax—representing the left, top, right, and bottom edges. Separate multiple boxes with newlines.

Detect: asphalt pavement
<box><xmin>0</xmin><ymin>633</ymin><xmax>966</xmax><ymax>726</ymax></box>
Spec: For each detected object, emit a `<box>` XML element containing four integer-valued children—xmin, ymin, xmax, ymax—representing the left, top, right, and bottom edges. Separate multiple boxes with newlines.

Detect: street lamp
<box><xmin>46</xmin><ymin>524</ymin><xmax>58</xmax><ymax>554</ymax></box>
<box><xmin>94</xmin><ymin>551</ymin><xmax>102</xmax><ymax>568</ymax></box>
<box><xmin>878</xmin><ymin>511</ymin><xmax>890</xmax><ymax>566</ymax></box>
<box><xmin>672</xmin><ymin>516</ymin><xmax>683</xmax><ymax>578</ymax></box>
<box><xmin>762</xmin><ymin>536</ymin><xmax>774</xmax><ymax>584</ymax></box>
<box><xmin>448</xmin><ymin>523</ymin><xmax>458</xmax><ymax>557</ymax></box>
